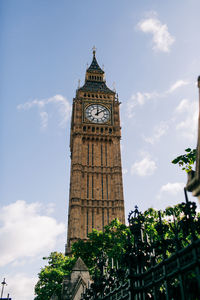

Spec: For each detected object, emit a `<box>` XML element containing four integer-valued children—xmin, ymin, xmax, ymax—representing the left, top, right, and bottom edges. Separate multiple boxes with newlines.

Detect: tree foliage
<box><xmin>34</xmin><ymin>252</ymin><xmax>75</xmax><ymax>300</ymax></box>
<box><xmin>172</xmin><ymin>148</ymin><xmax>196</xmax><ymax>172</ymax></box>
<box><xmin>34</xmin><ymin>220</ymin><xmax>128</xmax><ymax>299</ymax></box>
<box><xmin>71</xmin><ymin>219</ymin><xmax>129</xmax><ymax>274</ymax></box>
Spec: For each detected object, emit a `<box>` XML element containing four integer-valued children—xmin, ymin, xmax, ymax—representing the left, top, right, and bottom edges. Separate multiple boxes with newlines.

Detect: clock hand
<box><xmin>95</xmin><ymin>105</ymin><xmax>100</xmax><ymax>115</ymax></box>
<box><xmin>97</xmin><ymin>108</ymin><xmax>107</xmax><ymax>115</ymax></box>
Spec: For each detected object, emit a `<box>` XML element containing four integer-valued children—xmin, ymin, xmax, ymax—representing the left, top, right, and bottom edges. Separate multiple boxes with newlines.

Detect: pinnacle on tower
<box><xmin>86</xmin><ymin>47</ymin><xmax>104</xmax><ymax>74</ymax></box>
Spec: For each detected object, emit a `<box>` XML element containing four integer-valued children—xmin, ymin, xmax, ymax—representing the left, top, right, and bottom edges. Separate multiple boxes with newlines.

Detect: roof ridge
<box><xmin>79</xmin><ymin>80</ymin><xmax>114</xmax><ymax>94</ymax></box>
<box><xmin>72</xmin><ymin>257</ymin><xmax>89</xmax><ymax>271</ymax></box>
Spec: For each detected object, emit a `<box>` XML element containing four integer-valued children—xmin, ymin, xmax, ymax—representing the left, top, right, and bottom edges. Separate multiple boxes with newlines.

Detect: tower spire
<box><xmin>92</xmin><ymin>45</ymin><xmax>96</xmax><ymax>56</ymax></box>
<box><xmin>78</xmin><ymin>49</ymin><xmax>115</xmax><ymax>94</ymax></box>
<box><xmin>86</xmin><ymin>47</ymin><xmax>104</xmax><ymax>74</ymax></box>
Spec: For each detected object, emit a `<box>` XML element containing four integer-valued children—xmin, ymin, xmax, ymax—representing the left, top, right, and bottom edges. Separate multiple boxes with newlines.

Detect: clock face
<box><xmin>85</xmin><ymin>104</ymin><xmax>110</xmax><ymax>124</ymax></box>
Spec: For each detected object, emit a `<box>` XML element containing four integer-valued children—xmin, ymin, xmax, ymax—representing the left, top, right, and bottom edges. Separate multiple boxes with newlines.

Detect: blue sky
<box><xmin>1</xmin><ymin>0</ymin><xmax>200</xmax><ymax>299</ymax></box>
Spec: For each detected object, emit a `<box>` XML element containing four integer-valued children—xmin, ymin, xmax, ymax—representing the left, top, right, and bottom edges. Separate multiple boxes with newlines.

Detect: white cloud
<box><xmin>127</xmin><ymin>92</ymin><xmax>158</xmax><ymax>117</ymax></box>
<box><xmin>143</xmin><ymin>121</ymin><xmax>169</xmax><ymax>144</ymax></box>
<box><xmin>157</xmin><ymin>182</ymin><xmax>185</xmax><ymax>198</ymax></box>
<box><xmin>17</xmin><ymin>94</ymin><xmax>71</xmax><ymax>129</ymax></box>
<box><xmin>0</xmin><ymin>200</ymin><xmax>65</xmax><ymax>267</ymax></box>
<box><xmin>137</xmin><ymin>15</ymin><xmax>175</xmax><ymax>52</ymax></box>
<box><xmin>175</xmin><ymin>98</ymin><xmax>193</xmax><ymax>113</ymax></box>
<box><xmin>127</xmin><ymin>79</ymin><xmax>189</xmax><ymax>117</ymax></box>
<box><xmin>40</xmin><ymin>111</ymin><xmax>48</xmax><ymax>129</ymax></box>
<box><xmin>132</xmin><ymin>92</ymin><xmax>158</xmax><ymax>106</ymax></box>
<box><xmin>46</xmin><ymin>202</ymin><xmax>56</xmax><ymax>215</ymax></box>
<box><xmin>131</xmin><ymin>154</ymin><xmax>157</xmax><ymax>176</ymax></box>
<box><xmin>169</xmin><ymin>80</ymin><xmax>189</xmax><ymax>93</ymax></box>
<box><xmin>175</xmin><ymin>98</ymin><xmax>198</xmax><ymax>140</ymax></box>
<box><xmin>5</xmin><ymin>273</ymin><xmax>37</xmax><ymax>300</ymax></box>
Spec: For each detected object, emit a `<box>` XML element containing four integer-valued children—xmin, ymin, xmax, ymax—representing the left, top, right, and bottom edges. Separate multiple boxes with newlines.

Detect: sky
<box><xmin>1</xmin><ymin>0</ymin><xmax>200</xmax><ymax>299</ymax></box>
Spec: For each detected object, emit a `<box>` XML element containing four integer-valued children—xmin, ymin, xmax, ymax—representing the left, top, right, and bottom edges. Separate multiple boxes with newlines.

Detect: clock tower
<box><xmin>66</xmin><ymin>49</ymin><xmax>125</xmax><ymax>252</ymax></box>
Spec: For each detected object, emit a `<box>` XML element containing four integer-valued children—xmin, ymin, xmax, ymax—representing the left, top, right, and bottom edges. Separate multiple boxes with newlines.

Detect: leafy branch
<box><xmin>172</xmin><ymin>148</ymin><xmax>196</xmax><ymax>172</ymax></box>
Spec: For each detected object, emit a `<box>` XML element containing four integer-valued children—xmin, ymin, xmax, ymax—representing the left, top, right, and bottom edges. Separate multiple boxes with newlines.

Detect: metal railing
<box><xmin>81</xmin><ymin>190</ymin><xmax>200</xmax><ymax>300</ymax></box>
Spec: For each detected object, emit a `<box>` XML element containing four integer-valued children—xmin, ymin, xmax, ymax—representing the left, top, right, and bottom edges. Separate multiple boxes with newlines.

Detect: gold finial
<box><xmin>92</xmin><ymin>45</ymin><xmax>96</xmax><ymax>56</ymax></box>
<box><xmin>78</xmin><ymin>79</ymin><xmax>80</xmax><ymax>88</ymax></box>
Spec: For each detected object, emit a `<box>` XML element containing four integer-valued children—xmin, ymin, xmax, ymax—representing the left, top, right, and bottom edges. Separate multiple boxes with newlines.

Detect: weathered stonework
<box><xmin>66</xmin><ymin>50</ymin><xmax>125</xmax><ymax>253</ymax></box>
<box><xmin>61</xmin><ymin>258</ymin><xmax>92</xmax><ymax>300</ymax></box>
<box><xmin>186</xmin><ymin>76</ymin><xmax>200</xmax><ymax>202</ymax></box>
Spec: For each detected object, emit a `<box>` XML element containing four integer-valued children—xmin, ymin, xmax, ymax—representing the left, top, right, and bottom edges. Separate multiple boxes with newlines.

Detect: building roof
<box><xmin>78</xmin><ymin>49</ymin><xmax>115</xmax><ymax>95</ymax></box>
<box><xmin>79</xmin><ymin>80</ymin><xmax>114</xmax><ymax>94</ymax></box>
<box><xmin>87</xmin><ymin>51</ymin><xmax>104</xmax><ymax>74</ymax></box>
<box><xmin>72</xmin><ymin>257</ymin><xmax>89</xmax><ymax>272</ymax></box>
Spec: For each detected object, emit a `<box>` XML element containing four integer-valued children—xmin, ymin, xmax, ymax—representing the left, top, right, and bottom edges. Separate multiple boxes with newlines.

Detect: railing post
<box><xmin>193</xmin><ymin>244</ymin><xmax>200</xmax><ymax>297</ymax></box>
<box><xmin>152</xmin><ymin>285</ymin><xmax>157</xmax><ymax>300</ymax></box>
<box><xmin>173</xmin><ymin>211</ymin><xmax>186</xmax><ymax>300</ymax></box>
<box><xmin>184</xmin><ymin>188</ymin><xmax>200</xmax><ymax>295</ymax></box>
<box><xmin>150</xmin><ymin>236</ymin><xmax>157</xmax><ymax>300</ymax></box>
<box><xmin>176</xmin><ymin>255</ymin><xmax>185</xmax><ymax>300</ymax></box>
<box><xmin>162</xmin><ymin>263</ymin><xmax>169</xmax><ymax>300</ymax></box>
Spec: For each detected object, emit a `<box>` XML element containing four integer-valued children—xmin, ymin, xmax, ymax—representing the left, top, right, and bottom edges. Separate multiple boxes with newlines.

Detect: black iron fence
<box><xmin>81</xmin><ymin>189</ymin><xmax>200</xmax><ymax>300</ymax></box>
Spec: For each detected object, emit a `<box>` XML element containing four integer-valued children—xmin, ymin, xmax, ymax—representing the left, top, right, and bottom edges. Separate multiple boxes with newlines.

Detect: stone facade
<box><xmin>61</xmin><ymin>258</ymin><xmax>92</xmax><ymax>300</ymax></box>
<box><xmin>66</xmin><ymin>50</ymin><xmax>125</xmax><ymax>252</ymax></box>
<box><xmin>186</xmin><ymin>76</ymin><xmax>200</xmax><ymax>201</ymax></box>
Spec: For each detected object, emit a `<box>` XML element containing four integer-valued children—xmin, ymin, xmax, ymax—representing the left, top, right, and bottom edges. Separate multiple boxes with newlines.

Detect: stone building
<box><xmin>66</xmin><ymin>49</ymin><xmax>125</xmax><ymax>253</ymax></box>
<box><xmin>186</xmin><ymin>76</ymin><xmax>200</xmax><ymax>200</ymax></box>
<box><xmin>61</xmin><ymin>258</ymin><xmax>92</xmax><ymax>300</ymax></box>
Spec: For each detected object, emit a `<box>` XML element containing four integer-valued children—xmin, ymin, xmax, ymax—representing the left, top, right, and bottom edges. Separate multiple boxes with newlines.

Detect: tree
<box><xmin>34</xmin><ymin>203</ymin><xmax>200</xmax><ymax>299</ymax></box>
<box><xmin>71</xmin><ymin>219</ymin><xmax>129</xmax><ymax>273</ymax></box>
<box><xmin>34</xmin><ymin>220</ymin><xmax>128</xmax><ymax>299</ymax></box>
<box><xmin>34</xmin><ymin>252</ymin><xmax>75</xmax><ymax>300</ymax></box>
<box><xmin>172</xmin><ymin>148</ymin><xmax>196</xmax><ymax>172</ymax></box>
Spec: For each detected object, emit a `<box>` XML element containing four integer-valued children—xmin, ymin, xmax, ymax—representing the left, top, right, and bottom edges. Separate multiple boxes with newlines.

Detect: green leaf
<box><xmin>172</xmin><ymin>148</ymin><xmax>196</xmax><ymax>173</ymax></box>
<box><xmin>172</xmin><ymin>158</ymin><xmax>180</xmax><ymax>164</ymax></box>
